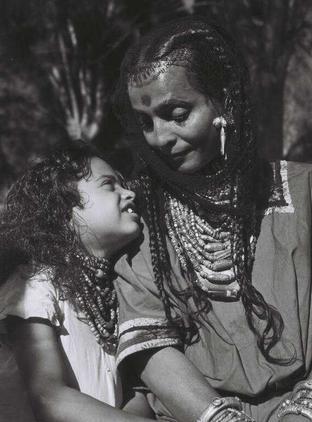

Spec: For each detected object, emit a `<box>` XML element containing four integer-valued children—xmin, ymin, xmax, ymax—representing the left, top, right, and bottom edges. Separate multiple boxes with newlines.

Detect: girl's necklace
<box><xmin>72</xmin><ymin>252</ymin><xmax>118</xmax><ymax>354</ymax></box>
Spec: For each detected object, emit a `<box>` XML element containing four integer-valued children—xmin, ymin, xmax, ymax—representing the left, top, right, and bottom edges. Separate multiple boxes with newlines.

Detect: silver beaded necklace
<box><xmin>165</xmin><ymin>192</ymin><xmax>240</xmax><ymax>300</ymax></box>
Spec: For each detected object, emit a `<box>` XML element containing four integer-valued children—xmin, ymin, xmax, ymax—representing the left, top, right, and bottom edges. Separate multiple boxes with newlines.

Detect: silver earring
<box><xmin>213</xmin><ymin>116</ymin><xmax>227</xmax><ymax>160</ymax></box>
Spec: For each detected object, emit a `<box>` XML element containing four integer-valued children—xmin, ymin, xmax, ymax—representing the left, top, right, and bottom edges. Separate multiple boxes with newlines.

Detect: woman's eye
<box><xmin>173</xmin><ymin>113</ymin><xmax>189</xmax><ymax>123</ymax></box>
<box><xmin>171</xmin><ymin>108</ymin><xmax>189</xmax><ymax>123</ymax></box>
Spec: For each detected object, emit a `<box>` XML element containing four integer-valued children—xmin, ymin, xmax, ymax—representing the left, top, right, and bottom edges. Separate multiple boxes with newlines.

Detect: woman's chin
<box><xmin>175</xmin><ymin>159</ymin><xmax>209</xmax><ymax>174</ymax></box>
<box><xmin>174</xmin><ymin>152</ymin><xmax>219</xmax><ymax>174</ymax></box>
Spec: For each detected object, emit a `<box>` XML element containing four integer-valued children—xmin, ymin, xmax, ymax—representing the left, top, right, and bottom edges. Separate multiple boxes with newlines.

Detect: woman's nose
<box><xmin>147</xmin><ymin>119</ymin><xmax>176</xmax><ymax>151</ymax></box>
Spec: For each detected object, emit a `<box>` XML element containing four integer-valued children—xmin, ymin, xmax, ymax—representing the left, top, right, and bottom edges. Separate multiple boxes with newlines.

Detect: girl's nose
<box><xmin>121</xmin><ymin>186</ymin><xmax>136</xmax><ymax>201</ymax></box>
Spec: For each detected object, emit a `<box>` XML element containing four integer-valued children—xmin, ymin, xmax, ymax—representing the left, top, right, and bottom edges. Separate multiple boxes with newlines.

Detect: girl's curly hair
<box><xmin>0</xmin><ymin>141</ymin><xmax>103</xmax><ymax>300</ymax></box>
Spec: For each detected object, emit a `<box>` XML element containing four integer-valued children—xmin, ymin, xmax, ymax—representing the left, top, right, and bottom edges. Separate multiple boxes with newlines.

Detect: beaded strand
<box><xmin>66</xmin><ymin>252</ymin><xmax>118</xmax><ymax>354</ymax></box>
<box><xmin>165</xmin><ymin>192</ymin><xmax>240</xmax><ymax>299</ymax></box>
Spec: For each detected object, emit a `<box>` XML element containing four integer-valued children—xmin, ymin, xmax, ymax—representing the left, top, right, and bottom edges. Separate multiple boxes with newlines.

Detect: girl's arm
<box><xmin>7</xmin><ymin>317</ymin><xmax>154</xmax><ymax>422</ymax></box>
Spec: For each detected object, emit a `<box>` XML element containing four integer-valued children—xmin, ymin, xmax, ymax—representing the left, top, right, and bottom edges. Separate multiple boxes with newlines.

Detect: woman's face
<box><xmin>72</xmin><ymin>157</ymin><xmax>141</xmax><ymax>258</ymax></box>
<box><xmin>128</xmin><ymin>65</ymin><xmax>220</xmax><ymax>174</ymax></box>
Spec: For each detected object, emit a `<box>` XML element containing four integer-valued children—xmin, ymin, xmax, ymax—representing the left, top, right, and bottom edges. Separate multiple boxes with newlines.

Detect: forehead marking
<box><xmin>141</xmin><ymin>95</ymin><xmax>151</xmax><ymax>106</ymax></box>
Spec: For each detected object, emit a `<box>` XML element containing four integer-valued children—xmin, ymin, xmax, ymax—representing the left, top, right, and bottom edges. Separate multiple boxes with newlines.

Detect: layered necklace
<box><xmin>70</xmin><ymin>252</ymin><xmax>118</xmax><ymax>354</ymax></box>
<box><xmin>165</xmin><ymin>191</ymin><xmax>240</xmax><ymax>300</ymax></box>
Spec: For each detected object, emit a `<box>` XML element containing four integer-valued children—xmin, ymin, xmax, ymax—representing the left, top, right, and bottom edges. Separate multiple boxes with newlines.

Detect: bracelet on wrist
<box><xmin>278</xmin><ymin>381</ymin><xmax>312</xmax><ymax>421</ymax></box>
<box><xmin>212</xmin><ymin>408</ymin><xmax>254</xmax><ymax>422</ymax></box>
<box><xmin>196</xmin><ymin>397</ymin><xmax>254</xmax><ymax>422</ymax></box>
<box><xmin>294</xmin><ymin>390</ymin><xmax>312</xmax><ymax>402</ymax></box>
<box><xmin>278</xmin><ymin>400</ymin><xmax>312</xmax><ymax>420</ymax></box>
<box><xmin>293</xmin><ymin>381</ymin><xmax>312</xmax><ymax>395</ymax></box>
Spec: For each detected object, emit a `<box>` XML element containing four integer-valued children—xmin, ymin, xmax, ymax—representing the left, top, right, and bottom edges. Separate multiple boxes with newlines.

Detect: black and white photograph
<box><xmin>1</xmin><ymin>1</ymin><xmax>312</xmax><ymax>421</ymax></box>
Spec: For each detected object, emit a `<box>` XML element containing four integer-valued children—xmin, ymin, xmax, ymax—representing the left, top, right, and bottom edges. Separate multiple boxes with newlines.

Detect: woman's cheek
<box><xmin>186</xmin><ymin>124</ymin><xmax>209</xmax><ymax>147</ymax></box>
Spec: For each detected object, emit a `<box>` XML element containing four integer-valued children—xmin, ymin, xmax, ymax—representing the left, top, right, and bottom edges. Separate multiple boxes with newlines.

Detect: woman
<box><xmin>113</xmin><ymin>17</ymin><xmax>312</xmax><ymax>422</ymax></box>
<box><xmin>0</xmin><ymin>143</ymin><xmax>154</xmax><ymax>422</ymax></box>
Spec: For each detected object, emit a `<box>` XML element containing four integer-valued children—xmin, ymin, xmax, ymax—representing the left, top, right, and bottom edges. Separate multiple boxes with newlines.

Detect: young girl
<box><xmin>0</xmin><ymin>142</ymin><xmax>154</xmax><ymax>422</ymax></box>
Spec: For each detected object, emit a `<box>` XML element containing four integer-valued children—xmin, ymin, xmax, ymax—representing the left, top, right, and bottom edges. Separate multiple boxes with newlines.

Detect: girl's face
<box><xmin>72</xmin><ymin>157</ymin><xmax>141</xmax><ymax>258</ymax></box>
<box><xmin>128</xmin><ymin>66</ymin><xmax>220</xmax><ymax>174</ymax></box>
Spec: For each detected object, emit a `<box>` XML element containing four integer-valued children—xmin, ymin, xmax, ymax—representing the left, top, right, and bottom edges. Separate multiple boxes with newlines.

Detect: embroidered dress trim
<box><xmin>119</xmin><ymin>317</ymin><xmax>175</xmax><ymax>334</ymax></box>
<box><xmin>116</xmin><ymin>338</ymin><xmax>181</xmax><ymax>366</ymax></box>
<box><xmin>264</xmin><ymin>161</ymin><xmax>294</xmax><ymax>215</ymax></box>
<box><xmin>117</xmin><ymin>317</ymin><xmax>181</xmax><ymax>366</ymax></box>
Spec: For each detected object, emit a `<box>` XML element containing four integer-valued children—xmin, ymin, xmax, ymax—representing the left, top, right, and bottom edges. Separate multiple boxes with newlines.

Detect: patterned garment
<box><xmin>114</xmin><ymin>161</ymin><xmax>312</xmax><ymax>421</ymax></box>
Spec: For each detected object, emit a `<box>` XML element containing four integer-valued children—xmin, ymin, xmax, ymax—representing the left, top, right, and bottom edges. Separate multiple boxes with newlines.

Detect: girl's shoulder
<box><xmin>0</xmin><ymin>265</ymin><xmax>63</xmax><ymax>327</ymax></box>
<box><xmin>1</xmin><ymin>264</ymin><xmax>56</xmax><ymax>297</ymax></box>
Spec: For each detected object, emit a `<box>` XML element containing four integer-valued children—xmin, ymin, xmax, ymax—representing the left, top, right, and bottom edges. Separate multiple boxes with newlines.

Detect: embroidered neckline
<box><xmin>263</xmin><ymin>161</ymin><xmax>294</xmax><ymax>215</ymax></box>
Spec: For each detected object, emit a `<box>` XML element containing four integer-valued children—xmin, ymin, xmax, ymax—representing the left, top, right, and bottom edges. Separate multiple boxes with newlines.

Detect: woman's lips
<box><xmin>170</xmin><ymin>149</ymin><xmax>191</xmax><ymax>162</ymax></box>
<box><xmin>156</xmin><ymin>148</ymin><xmax>192</xmax><ymax>169</ymax></box>
<box><xmin>172</xmin><ymin>151</ymin><xmax>186</xmax><ymax>158</ymax></box>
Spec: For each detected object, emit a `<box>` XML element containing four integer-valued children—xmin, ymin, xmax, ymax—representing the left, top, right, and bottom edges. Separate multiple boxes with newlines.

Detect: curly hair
<box><xmin>0</xmin><ymin>141</ymin><xmax>103</xmax><ymax>299</ymax></box>
<box><xmin>114</xmin><ymin>17</ymin><xmax>292</xmax><ymax>364</ymax></box>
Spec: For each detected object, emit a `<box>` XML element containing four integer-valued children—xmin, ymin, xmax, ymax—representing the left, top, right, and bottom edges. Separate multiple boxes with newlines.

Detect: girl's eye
<box><xmin>100</xmin><ymin>180</ymin><xmax>114</xmax><ymax>190</ymax></box>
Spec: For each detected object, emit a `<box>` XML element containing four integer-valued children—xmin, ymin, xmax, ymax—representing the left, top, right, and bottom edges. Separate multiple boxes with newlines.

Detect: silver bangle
<box><xmin>278</xmin><ymin>399</ymin><xmax>312</xmax><ymax>420</ymax></box>
<box><xmin>227</xmin><ymin>409</ymin><xmax>255</xmax><ymax>422</ymax></box>
<box><xmin>293</xmin><ymin>380</ymin><xmax>312</xmax><ymax>395</ymax></box>
<box><xmin>196</xmin><ymin>397</ymin><xmax>242</xmax><ymax>422</ymax></box>
<box><xmin>213</xmin><ymin>409</ymin><xmax>234</xmax><ymax>422</ymax></box>
<box><xmin>216</xmin><ymin>410</ymin><xmax>238</xmax><ymax>422</ymax></box>
<box><xmin>212</xmin><ymin>408</ymin><xmax>255</xmax><ymax>422</ymax></box>
<box><xmin>277</xmin><ymin>380</ymin><xmax>312</xmax><ymax>420</ymax></box>
<box><xmin>294</xmin><ymin>389</ymin><xmax>312</xmax><ymax>401</ymax></box>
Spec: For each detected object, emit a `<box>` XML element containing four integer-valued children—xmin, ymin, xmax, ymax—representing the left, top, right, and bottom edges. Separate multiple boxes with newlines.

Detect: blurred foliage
<box><xmin>0</xmin><ymin>0</ymin><xmax>189</xmax><ymax>202</ymax></box>
<box><xmin>0</xmin><ymin>0</ymin><xmax>312</xmax><ymax>204</ymax></box>
<box><xmin>190</xmin><ymin>0</ymin><xmax>312</xmax><ymax>159</ymax></box>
